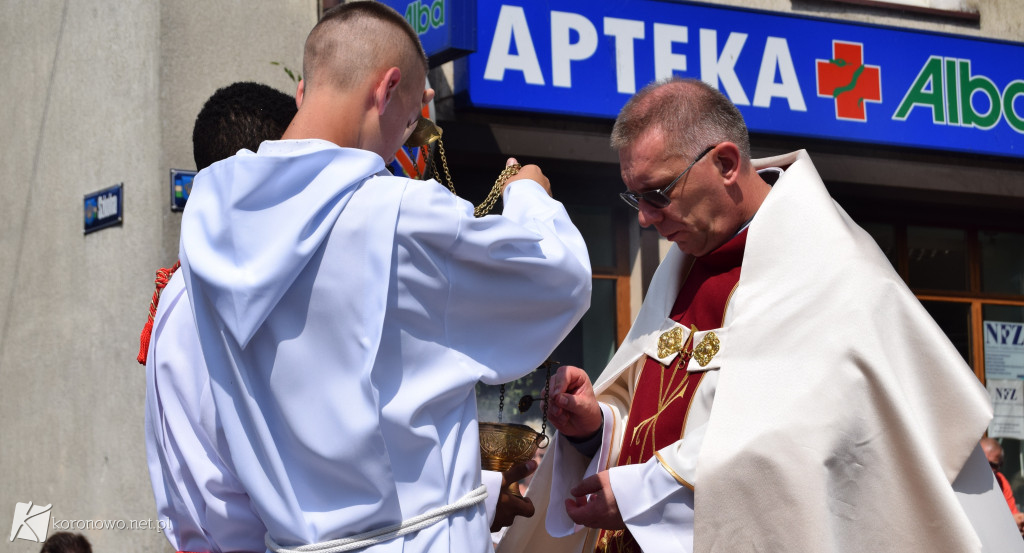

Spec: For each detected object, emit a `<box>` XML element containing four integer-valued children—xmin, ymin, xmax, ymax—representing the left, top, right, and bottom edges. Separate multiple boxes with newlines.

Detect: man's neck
<box><xmin>281</xmin><ymin>92</ymin><xmax>370</xmax><ymax>151</ymax></box>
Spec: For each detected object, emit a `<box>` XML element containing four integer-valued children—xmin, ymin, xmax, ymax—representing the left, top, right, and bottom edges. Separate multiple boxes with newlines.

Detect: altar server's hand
<box><xmin>548</xmin><ymin>365</ymin><xmax>602</xmax><ymax>439</ymax></box>
<box><xmin>504</xmin><ymin>157</ymin><xmax>552</xmax><ymax>196</ymax></box>
<box><xmin>566</xmin><ymin>470</ymin><xmax>625</xmax><ymax>530</ymax></box>
<box><xmin>491</xmin><ymin>460</ymin><xmax>538</xmax><ymax>532</ymax></box>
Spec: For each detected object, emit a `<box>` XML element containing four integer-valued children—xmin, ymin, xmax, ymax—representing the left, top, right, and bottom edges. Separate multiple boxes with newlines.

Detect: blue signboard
<box><xmin>170</xmin><ymin>169</ymin><xmax>196</xmax><ymax>212</ymax></box>
<box><xmin>84</xmin><ymin>183</ymin><xmax>123</xmax><ymax>234</ymax></box>
<box><xmin>381</xmin><ymin>0</ymin><xmax>476</xmax><ymax>66</ymax></box>
<box><xmin>457</xmin><ymin>1</ymin><xmax>1024</xmax><ymax>159</ymax></box>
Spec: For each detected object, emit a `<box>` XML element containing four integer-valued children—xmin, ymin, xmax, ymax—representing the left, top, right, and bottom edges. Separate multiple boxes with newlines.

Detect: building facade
<box><xmin>0</xmin><ymin>1</ymin><xmax>315</xmax><ymax>551</ymax></box>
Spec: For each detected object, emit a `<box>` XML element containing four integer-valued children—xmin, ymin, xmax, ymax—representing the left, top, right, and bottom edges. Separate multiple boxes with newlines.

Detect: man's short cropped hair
<box><xmin>302</xmin><ymin>1</ymin><xmax>427</xmax><ymax>96</ymax></box>
<box><xmin>611</xmin><ymin>78</ymin><xmax>751</xmax><ymax>162</ymax></box>
<box><xmin>192</xmin><ymin>82</ymin><xmax>297</xmax><ymax>171</ymax></box>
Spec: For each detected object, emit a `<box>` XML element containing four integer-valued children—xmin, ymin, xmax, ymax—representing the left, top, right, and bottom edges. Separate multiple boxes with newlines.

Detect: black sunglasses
<box><xmin>619</xmin><ymin>145</ymin><xmax>715</xmax><ymax>210</ymax></box>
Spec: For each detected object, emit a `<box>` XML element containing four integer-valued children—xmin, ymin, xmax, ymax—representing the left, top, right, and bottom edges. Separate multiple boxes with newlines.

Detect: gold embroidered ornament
<box><xmin>692</xmin><ymin>331</ymin><xmax>720</xmax><ymax>367</ymax></box>
<box><xmin>657</xmin><ymin>327</ymin><xmax>686</xmax><ymax>359</ymax></box>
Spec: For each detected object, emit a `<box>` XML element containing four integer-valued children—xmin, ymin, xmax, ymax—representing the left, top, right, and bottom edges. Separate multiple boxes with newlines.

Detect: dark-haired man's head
<box><xmin>39</xmin><ymin>532</ymin><xmax>92</xmax><ymax>553</ymax></box>
<box><xmin>192</xmin><ymin>82</ymin><xmax>297</xmax><ymax>171</ymax></box>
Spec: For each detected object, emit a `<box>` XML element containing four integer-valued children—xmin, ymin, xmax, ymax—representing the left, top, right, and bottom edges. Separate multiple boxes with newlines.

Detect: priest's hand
<box><xmin>491</xmin><ymin>460</ymin><xmax>538</xmax><ymax>532</ymax></box>
<box><xmin>504</xmin><ymin>157</ymin><xmax>552</xmax><ymax>196</ymax></box>
<box><xmin>548</xmin><ymin>365</ymin><xmax>602</xmax><ymax>439</ymax></box>
<box><xmin>566</xmin><ymin>470</ymin><xmax>626</xmax><ymax>530</ymax></box>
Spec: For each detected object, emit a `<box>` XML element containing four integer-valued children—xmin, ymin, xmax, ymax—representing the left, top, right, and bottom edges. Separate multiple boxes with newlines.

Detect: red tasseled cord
<box><xmin>137</xmin><ymin>260</ymin><xmax>182</xmax><ymax>365</ymax></box>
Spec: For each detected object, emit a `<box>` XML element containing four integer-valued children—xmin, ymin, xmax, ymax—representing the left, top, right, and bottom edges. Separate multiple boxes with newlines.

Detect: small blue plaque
<box><xmin>170</xmin><ymin>169</ymin><xmax>197</xmax><ymax>212</ymax></box>
<box><xmin>84</xmin><ymin>183</ymin><xmax>123</xmax><ymax>234</ymax></box>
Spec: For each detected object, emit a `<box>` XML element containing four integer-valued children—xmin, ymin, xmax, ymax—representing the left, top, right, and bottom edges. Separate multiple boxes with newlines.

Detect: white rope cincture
<box><xmin>265</xmin><ymin>484</ymin><xmax>488</xmax><ymax>553</ymax></box>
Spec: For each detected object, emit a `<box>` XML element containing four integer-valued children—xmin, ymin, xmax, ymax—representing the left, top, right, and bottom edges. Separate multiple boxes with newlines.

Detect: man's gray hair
<box><xmin>610</xmin><ymin>78</ymin><xmax>751</xmax><ymax>161</ymax></box>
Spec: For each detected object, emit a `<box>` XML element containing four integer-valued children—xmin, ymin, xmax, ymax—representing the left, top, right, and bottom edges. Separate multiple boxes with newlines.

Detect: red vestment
<box><xmin>597</xmin><ymin>229</ymin><xmax>747</xmax><ymax>553</ymax></box>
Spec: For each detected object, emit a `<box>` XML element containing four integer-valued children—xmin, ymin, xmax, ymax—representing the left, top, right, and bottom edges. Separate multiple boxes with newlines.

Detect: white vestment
<box><xmin>145</xmin><ymin>270</ymin><xmax>266</xmax><ymax>552</ymax></box>
<box><xmin>176</xmin><ymin>139</ymin><xmax>591</xmax><ymax>552</ymax></box>
<box><xmin>144</xmin><ymin>272</ymin><xmax>506</xmax><ymax>551</ymax></box>
<box><xmin>499</xmin><ymin>150</ymin><xmax>1022</xmax><ymax>553</ymax></box>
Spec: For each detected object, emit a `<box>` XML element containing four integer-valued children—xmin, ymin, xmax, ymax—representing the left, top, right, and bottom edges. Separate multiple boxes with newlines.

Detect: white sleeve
<box><xmin>145</xmin><ymin>281</ymin><xmax>266</xmax><ymax>553</ymax></box>
<box><xmin>543</xmin><ymin>400</ymin><xmax>697</xmax><ymax>550</ymax></box>
<box><xmin>482</xmin><ymin>470</ymin><xmax>503</xmax><ymax>526</ymax></box>
<box><xmin>546</xmin><ymin>403</ymin><xmax>617</xmax><ymax>537</ymax></box>
<box><xmin>608</xmin><ymin>459</ymin><xmax>695</xmax><ymax>553</ymax></box>
<box><xmin>445</xmin><ymin>179</ymin><xmax>592</xmax><ymax>383</ymax></box>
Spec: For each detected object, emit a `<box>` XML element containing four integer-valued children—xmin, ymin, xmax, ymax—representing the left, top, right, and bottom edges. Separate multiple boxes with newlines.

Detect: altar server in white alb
<box><xmin>145</xmin><ymin>81</ymin><xmax>539</xmax><ymax>553</ymax></box>
<box><xmin>498</xmin><ymin>78</ymin><xmax>1023</xmax><ymax>553</ymax></box>
<box><xmin>178</xmin><ymin>3</ymin><xmax>591</xmax><ymax>553</ymax></box>
<box><xmin>141</xmin><ymin>82</ymin><xmax>297</xmax><ymax>553</ymax></box>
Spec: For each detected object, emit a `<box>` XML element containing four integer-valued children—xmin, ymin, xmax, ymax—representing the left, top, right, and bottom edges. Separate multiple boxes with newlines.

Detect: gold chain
<box><xmin>475</xmin><ymin>163</ymin><xmax>520</xmax><ymax>217</ymax></box>
<box><xmin>433</xmin><ymin>140</ymin><xmax>456</xmax><ymax>195</ymax></box>
<box><xmin>430</xmin><ymin>138</ymin><xmax>520</xmax><ymax>218</ymax></box>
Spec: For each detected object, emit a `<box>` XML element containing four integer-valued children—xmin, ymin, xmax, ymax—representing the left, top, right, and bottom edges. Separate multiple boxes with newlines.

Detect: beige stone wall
<box><xmin>0</xmin><ymin>1</ymin><xmax>315</xmax><ymax>551</ymax></box>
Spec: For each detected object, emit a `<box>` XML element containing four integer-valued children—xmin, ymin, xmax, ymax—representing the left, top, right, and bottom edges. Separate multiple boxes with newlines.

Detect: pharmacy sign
<box><xmin>454</xmin><ymin>0</ymin><xmax>1024</xmax><ymax>159</ymax></box>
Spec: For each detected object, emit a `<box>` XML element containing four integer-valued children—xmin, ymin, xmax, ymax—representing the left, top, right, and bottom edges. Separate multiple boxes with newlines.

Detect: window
<box><xmin>864</xmin><ymin>221</ymin><xmax>1024</xmax><ymax>509</ymax></box>
<box><xmin>550</xmin><ymin>204</ymin><xmax>631</xmax><ymax>377</ymax></box>
<box><xmin>475</xmin><ymin>203</ymin><xmax>631</xmax><ymax>429</ymax></box>
<box><xmin>818</xmin><ymin>0</ymin><xmax>979</xmax><ymax>21</ymax></box>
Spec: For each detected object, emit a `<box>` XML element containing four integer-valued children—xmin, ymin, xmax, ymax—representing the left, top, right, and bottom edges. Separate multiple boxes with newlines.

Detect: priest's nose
<box><xmin>637</xmin><ymin>203</ymin><xmax>660</xmax><ymax>229</ymax></box>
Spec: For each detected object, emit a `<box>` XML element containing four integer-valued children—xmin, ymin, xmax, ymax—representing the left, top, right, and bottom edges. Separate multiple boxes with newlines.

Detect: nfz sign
<box><xmin>458</xmin><ymin>1</ymin><xmax>1024</xmax><ymax>159</ymax></box>
<box><xmin>984</xmin><ymin>320</ymin><xmax>1024</xmax><ymax>381</ymax></box>
<box><xmin>84</xmin><ymin>184</ymin><xmax>123</xmax><ymax>234</ymax></box>
<box><xmin>381</xmin><ymin>0</ymin><xmax>475</xmax><ymax>66</ymax></box>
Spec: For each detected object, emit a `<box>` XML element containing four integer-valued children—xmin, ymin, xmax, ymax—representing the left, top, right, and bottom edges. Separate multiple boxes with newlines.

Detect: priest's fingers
<box><xmin>554</xmin><ymin>392</ymin><xmax>590</xmax><ymax>416</ymax></box>
<box><xmin>505</xmin><ymin>163</ymin><xmax>552</xmax><ymax>196</ymax></box>
<box><xmin>566</xmin><ymin>472</ymin><xmax>626</xmax><ymax>530</ymax></box>
<box><xmin>501</xmin><ymin>459</ymin><xmax>538</xmax><ymax>488</ymax></box>
<box><xmin>570</xmin><ymin>473</ymin><xmax>604</xmax><ymax>498</ymax></box>
<box><xmin>549</xmin><ymin>364</ymin><xmax>573</xmax><ymax>396</ymax></box>
<box><xmin>566</xmin><ymin>493</ymin><xmax>609</xmax><ymax>528</ymax></box>
<box><xmin>561</xmin><ymin>365</ymin><xmax>594</xmax><ymax>396</ymax></box>
<box><xmin>549</xmin><ymin>365</ymin><xmax>592</xmax><ymax>406</ymax></box>
<box><xmin>548</xmin><ymin>394</ymin><xmax>601</xmax><ymax>438</ymax></box>
<box><xmin>548</xmin><ymin>365</ymin><xmax>602</xmax><ymax>438</ymax></box>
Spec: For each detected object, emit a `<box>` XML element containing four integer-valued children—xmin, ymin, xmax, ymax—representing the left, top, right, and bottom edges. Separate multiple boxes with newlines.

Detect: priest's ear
<box><xmin>295</xmin><ymin>79</ymin><xmax>305</xmax><ymax>108</ymax></box>
<box><xmin>711</xmin><ymin>142</ymin><xmax>742</xmax><ymax>186</ymax></box>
